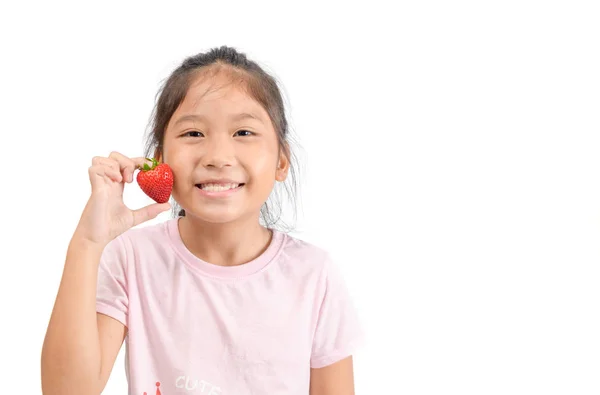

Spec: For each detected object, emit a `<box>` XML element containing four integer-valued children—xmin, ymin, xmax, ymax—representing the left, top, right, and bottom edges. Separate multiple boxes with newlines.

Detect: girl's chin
<box><xmin>181</xmin><ymin>207</ymin><xmax>248</xmax><ymax>224</ymax></box>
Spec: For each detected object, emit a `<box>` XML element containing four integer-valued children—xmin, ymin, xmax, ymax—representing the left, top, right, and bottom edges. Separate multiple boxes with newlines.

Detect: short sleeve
<box><xmin>310</xmin><ymin>255</ymin><xmax>365</xmax><ymax>368</ymax></box>
<box><xmin>96</xmin><ymin>235</ymin><xmax>129</xmax><ymax>327</ymax></box>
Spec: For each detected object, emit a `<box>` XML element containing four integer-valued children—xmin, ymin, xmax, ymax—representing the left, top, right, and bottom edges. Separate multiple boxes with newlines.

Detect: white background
<box><xmin>1</xmin><ymin>1</ymin><xmax>599</xmax><ymax>394</ymax></box>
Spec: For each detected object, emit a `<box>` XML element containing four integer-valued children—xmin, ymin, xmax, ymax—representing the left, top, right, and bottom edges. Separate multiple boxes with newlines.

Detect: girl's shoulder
<box><xmin>125</xmin><ymin>217</ymin><xmax>173</xmax><ymax>241</ymax></box>
<box><xmin>277</xmin><ymin>231</ymin><xmax>340</xmax><ymax>275</ymax></box>
<box><xmin>105</xmin><ymin>217</ymin><xmax>175</xmax><ymax>258</ymax></box>
<box><xmin>281</xmin><ymin>232</ymin><xmax>329</xmax><ymax>258</ymax></box>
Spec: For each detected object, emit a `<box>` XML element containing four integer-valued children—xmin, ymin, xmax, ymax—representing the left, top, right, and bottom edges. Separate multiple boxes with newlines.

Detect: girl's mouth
<box><xmin>195</xmin><ymin>183</ymin><xmax>245</xmax><ymax>197</ymax></box>
<box><xmin>196</xmin><ymin>183</ymin><xmax>244</xmax><ymax>192</ymax></box>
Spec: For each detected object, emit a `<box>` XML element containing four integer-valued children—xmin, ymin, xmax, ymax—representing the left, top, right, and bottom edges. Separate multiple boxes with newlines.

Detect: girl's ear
<box><xmin>275</xmin><ymin>145</ymin><xmax>290</xmax><ymax>182</ymax></box>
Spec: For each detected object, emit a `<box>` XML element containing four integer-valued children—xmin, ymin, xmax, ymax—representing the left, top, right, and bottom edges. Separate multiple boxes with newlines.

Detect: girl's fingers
<box><xmin>108</xmin><ymin>152</ymin><xmax>154</xmax><ymax>183</ymax></box>
<box><xmin>89</xmin><ymin>164</ymin><xmax>122</xmax><ymax>183</ymax></box>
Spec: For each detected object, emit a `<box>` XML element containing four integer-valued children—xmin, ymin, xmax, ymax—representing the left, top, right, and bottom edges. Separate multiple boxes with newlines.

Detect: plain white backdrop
<box><xmin>1</xmin><ymin>1</ymin><xmax>599</xmax><ymax>393</ymax></box>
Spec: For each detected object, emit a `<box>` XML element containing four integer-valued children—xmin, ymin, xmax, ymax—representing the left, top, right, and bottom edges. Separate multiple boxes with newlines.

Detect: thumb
<box><xmin>131</xmin><ymin>202</ymin><xmax>171</xmax><ymax>227</ymax></box>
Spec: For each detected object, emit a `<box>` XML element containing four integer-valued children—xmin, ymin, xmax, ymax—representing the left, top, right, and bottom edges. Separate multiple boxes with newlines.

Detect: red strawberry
<box><xmin>136</xmin><ymin>158</ymin><xmax>173</xmax><ymax>204</ymax></box>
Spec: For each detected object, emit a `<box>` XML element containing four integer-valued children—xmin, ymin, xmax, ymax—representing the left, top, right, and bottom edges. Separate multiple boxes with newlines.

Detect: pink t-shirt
<box><xmin>96</xmin><ymin>217</ymin><xmax>364</xmax><ymax>395</ymax></box>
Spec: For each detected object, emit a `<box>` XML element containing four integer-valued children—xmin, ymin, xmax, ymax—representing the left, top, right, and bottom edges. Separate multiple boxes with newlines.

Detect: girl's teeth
<box><xmin>200</xmin><ymin>183</ymin><xmax>240</xmax><ymax>192</ymax></box>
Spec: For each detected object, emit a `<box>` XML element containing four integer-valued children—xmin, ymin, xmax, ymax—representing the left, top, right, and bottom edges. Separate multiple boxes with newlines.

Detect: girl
<box><xmin>41</xmin><ymin>46</ymin><xmax>364</xmax><ymax>395</ymax></box>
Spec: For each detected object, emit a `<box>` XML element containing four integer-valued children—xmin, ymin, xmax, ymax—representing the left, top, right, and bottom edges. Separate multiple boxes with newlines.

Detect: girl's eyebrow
<box><xmin>173</xmin><ymin>112</ymin><xmax>263</xmax><ymax>126</ymax></box>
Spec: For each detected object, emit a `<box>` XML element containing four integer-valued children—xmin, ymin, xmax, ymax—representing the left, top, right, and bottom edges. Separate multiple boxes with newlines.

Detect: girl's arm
<box><xmin>41</xmin><ymin>237</ymin><xmax>126</xmax><ymax>395</ymax></box>
<box><xmin>309</xmin><ymin>356</ymin><xmax>355</xmax><ymax>395</ymax></box>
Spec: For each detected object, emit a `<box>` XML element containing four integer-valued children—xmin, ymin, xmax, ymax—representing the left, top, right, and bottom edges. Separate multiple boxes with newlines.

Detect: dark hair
<box><xmin>142</xmin><ymin>45</ymin><xmax>300</xmax><ymax>231</ymax></box>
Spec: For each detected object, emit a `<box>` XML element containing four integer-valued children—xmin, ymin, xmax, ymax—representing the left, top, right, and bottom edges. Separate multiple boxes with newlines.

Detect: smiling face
<box><xmin>158</xmin><ymin>70</ymin><xmax>289</xmax><ymax>225</ymax></box>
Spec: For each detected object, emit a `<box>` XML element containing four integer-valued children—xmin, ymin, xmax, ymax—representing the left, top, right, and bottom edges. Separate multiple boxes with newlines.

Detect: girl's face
<box><xmin>160</xmin><ymin>72</ymin><xmax>289</xmax><ymax>225</ymax></box>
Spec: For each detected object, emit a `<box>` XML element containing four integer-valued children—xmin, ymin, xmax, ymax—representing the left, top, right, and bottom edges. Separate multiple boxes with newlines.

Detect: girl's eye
<box><xmin>184</xmin><ymin>131</ymin><xmax>204</xmax><ymax>137</ymax></box>
<box><xmin>183</xmin><ymin>130</ymin><xmax>253</xmax><ymax>138</ymax></box>
<box><xmin>235</xmin><ymin>130</ymin><xmax>254</xmax><ymax>137</ymax></box>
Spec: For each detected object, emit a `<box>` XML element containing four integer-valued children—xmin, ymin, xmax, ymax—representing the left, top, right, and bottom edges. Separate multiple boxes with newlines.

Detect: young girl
<box><xmin>41</xmin><ymin>46</ymin><xmax>364</xmax><ymax>395</ymax></box>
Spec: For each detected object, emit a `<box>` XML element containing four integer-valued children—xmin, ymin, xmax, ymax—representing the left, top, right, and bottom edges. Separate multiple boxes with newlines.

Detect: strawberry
<box><xmin>136</xmin><ymin>157</ymin><xmax>174</xmax><ymax>204</ymax></box>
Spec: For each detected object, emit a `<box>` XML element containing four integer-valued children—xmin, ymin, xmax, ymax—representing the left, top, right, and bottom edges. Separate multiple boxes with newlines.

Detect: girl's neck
<box><xmin>177</xmin><ymin>213</ymin><xmax>273</xmax><ymax>267</ymax></box>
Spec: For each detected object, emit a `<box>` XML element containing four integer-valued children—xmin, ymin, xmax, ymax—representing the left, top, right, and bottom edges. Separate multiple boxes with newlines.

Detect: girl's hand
<box><xmin>73</xmin><ymin>151</ymin><xmax>171</xmax><ymax>248</ymax></box>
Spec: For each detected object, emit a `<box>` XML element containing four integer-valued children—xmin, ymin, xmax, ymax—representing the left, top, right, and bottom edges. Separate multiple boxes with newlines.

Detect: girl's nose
<box><xmin>201</xmin><ymin>135</ymin><xmax>235</xmax><ymax>168</ymax></box>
